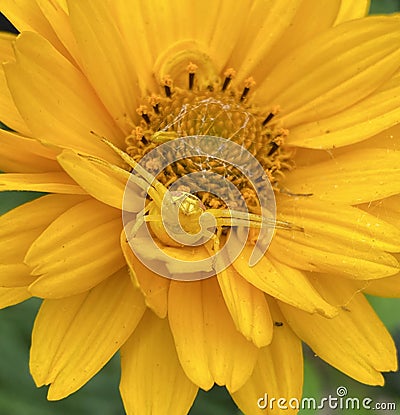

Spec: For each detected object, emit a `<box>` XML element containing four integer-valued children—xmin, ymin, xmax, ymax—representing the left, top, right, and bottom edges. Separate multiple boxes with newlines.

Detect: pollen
<box><xmin>125</xmin><ymin>66</ymin><xmax>294</xmax><ymax>212</ymax></box>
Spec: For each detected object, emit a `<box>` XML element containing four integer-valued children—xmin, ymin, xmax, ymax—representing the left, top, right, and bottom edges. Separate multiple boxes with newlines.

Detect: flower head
<box><xmin>1</xmin><ymin>1</ymin><xmax>400</xmax><ymax>414</ymax></box>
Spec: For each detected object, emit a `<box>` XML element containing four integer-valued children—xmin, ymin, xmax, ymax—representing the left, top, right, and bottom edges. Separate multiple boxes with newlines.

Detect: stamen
<box><xmin>187</xmin><ymin>62</ymin><xmax>198</xmax><ymax>90</ymax></box>
<box><xmin>267</xmin><ymin>132</ymin><xmax>286</xmax><ymax>156</ymax></box>
<box><xmin>262</xmin><ymin>105</ymin><xmax>280</xmax><ymax>126</ymax></box>
<box><xmin>132</xmin><ymin>126</ymin><xmax>149</xmax><ymax>146</ymax></box>
<box><xmin>162</xmin><ymin>75</ymin><xmax>173</xmax><ymax>98</ymax></box>
<box><xmin>136</xmin><ymin>105</ymin><xmax>151</xmax><ymax>124</ymax></box>
<box><xmin>240</xmin><ymin>77</ymin><xmax>256</xmax><ymax>102</ymax></box>
<box><xmin>276</xmin><ymin>128</ymin><xmax>289</xmax><ymax>140</ymax></box>
<box><xmin>149</xmin><ymin>94</ymin><xmax>161</xmax><ymax>114</ymax></box>
<box><xmin>134</xmin><ymin>126</ymin><xmax>145</xmax><ymax>141</ymax></box>
<box><xmin>267</xmin><ymin>142</ymin><xmax>279</xmax><ymax>156</ymax></box>
<box><xmin>242</xmin><ymin>187</ymin><xmax>260</xmax><ymax>210</ymax></box>
<box><xmin>265</xmin><ymin>169</ymin><xmax>275</xmax><ymax>183</ymax></box>
<box><xmin>221</xmin><ymin>68</ymin><xmax>236</xmax><ymax>91</ymax></box>
<box><xmin>126</xmin><ymin>67</ymin><xmax>294</xmax><ymax>211</ymax></box>
<box><xmin>262</xmin><ymin>113</ymin><xmax>274</xmax><ymax>126</ymax></box>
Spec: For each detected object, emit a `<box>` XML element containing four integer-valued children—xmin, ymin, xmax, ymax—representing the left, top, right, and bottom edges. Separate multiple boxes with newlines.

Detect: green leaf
<box><xmin>370</xmin><ymin>0</ymin><xmax>400</xmax><ymax>14</ymax></box>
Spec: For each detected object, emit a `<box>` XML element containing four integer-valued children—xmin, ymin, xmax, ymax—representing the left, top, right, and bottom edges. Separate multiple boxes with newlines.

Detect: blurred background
<box><xmin>1</xmin><ymin>1</ymin><xmax>400</xmax><ymax>414</ymax></box>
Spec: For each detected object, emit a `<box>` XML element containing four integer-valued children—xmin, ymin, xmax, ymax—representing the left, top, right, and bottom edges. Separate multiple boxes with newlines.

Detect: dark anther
<box><xmin>274</xmin><ymin>321</ymin><xmax>284</xmax><ymax>327</ymax></box>
<box><xmin>262</xmin><ymin>112</ymin><xmax>275</xmax><ymax>126</ymax></box>
<box><xmin>141</xmin><ymin>136</ymin><xmax>148</xmax><ymax>145</ymax></box>
<box><xmin>141</xmin><ymin>113</ymin><xmax>151</xmax><ymax>124</ymax></box>
<box><xmin>240</xmin><ymin>87</ymin><xmax>250</xmax><ymax>102</ymax></box>
<box><xmin>164</xmin><ymin>84</ymin><xmax>172</xmax><ymax>98</ymax></box>
<box><xmin>267</xmin><ymin>141</ymin><xmax>279</xmax><ymax>156</ymax></box>
<box><xmin>186</xmin><ymin>63</ymin><xmax>198</xmax><ymax>90</ymax></box>
<box><xmin>240</xmin><ymin>77</ymin><xmax>255</xmax><ymax>101</ymax></box>
<box><xmin>222</xmin><ymin>68</ymin><xmax>236</xmax><ymax>91</ymax></box>
<box><xmin>153</xmin><ymin>103</ymin><xmax>160</xmax><ymax>114</ymax></box>
<box><xmin>189</xmin><ymin>72</ymin><xmax>195</xmax><ymax>90</ymax></box>
<box><xmin>221</xmin><ymin>76</ymin><xmax>232</xmax><ymax>91</ymax></box>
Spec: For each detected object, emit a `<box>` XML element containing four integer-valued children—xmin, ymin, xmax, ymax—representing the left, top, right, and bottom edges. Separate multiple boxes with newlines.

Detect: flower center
<box><xmin>125</xmin><ymin>64</ymin><xmax>293</xmax><ymax>213</ymax></box>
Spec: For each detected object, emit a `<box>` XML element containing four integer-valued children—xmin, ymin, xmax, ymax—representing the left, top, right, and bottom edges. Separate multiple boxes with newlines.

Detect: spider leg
<box><xmin>207</xmin><ymin>208</ymin><xmax>303</xmax><ymax>231</ymax></box>
<box><xmin>209</xmin><ymin>226</ymin><xmax>223</xmax><ymax>272</ymax></box>
<box><xmin>212</xmin><ymin>227</ymin><xmax>222</xmax><ymax>252</ymax></box>
<box><xmin>127</xmin><ymin>214</ymin><xmax>145</xmax><ymax>242</ymax></box>
<box><xmin>211</xmin><ymin>215</ymin><xmax>263</xmax><ymax>229</ymax></box>
<box><xmin>96</xmin><ymin>135</ymin><xmax>168</xmax><ymax>206</ymax></box>
<box><xmin>126</xmin><ymin>203</ymin><xmax>153</xmax><ymax>242</ymax></box>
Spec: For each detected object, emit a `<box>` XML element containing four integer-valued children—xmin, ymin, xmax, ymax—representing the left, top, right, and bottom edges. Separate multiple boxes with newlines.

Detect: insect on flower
<box><xmin>2</xmin><ymin>3</ymin><xmax>399</xmax><ymax>413</ymax></box>
<box><xmin>88</xmin><ymin>133</ymin><xmax>302</xmax><ymax>257</ymax></box>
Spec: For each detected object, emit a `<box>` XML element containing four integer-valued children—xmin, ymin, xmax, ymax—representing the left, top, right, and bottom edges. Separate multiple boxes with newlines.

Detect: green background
<box><xmin>1</xmin><ymin>1</ymin><xmax>400</xmax><ymax>414</ymax></box>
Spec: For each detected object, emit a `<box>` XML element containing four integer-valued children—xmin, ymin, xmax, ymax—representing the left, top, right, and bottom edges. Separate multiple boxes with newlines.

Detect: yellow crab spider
<box><xmin>97</xmin><ymin>137</ymin><xmax>301</xmax><ymax>251</ymax></box>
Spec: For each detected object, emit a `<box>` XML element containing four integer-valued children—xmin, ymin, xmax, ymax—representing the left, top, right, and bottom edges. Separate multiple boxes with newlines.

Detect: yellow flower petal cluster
<box><xmin>1</xmin><ymin>1</ymin><xmax>400</xmax><ymax>414</ymax></box>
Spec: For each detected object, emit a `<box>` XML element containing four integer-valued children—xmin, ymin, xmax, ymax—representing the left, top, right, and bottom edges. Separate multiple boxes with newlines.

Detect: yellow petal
<box><xmin>0</xmin><ymin>264</ymin><xmax>35</xmax><ymax>288</ymax></box>
<box><xmin>168</xmin><ymin>277</ymin><xmax>258</xmax><ymax>392</ymax></box>
<box><xmin>0</xmin><ymin>33</ymin><xmax>31</xmax><ymax>135</ymax></box>
<box><xmin>279</xmin><ymin>277</ymin><xmax>397</xmax><ymax>385</ymax></box>
<box><xmin>113</xmin><ymin>0</ymin><xmax>160</xmax><ymax>94</ymax></box>
<box><xmin>68</xmin><ymin>0</ymin><xmax>140</xmax><ymax>130</ymax></box>
<box><xmin>120</xmin><ymin>230</ymin><xmax>170</xmax><ymax>318</ymax></box>
<box><xmin>0</xmin><ymin>32</ymin><xmax>15</xmax><ymax>60</ymax></box>
<box><xmin>25</xmin><ymin>199</ymin><xmax>125</xmax><ymax>298</ymax></box>
<box><xmin>0</xmin><ymin>129</ymin><xmax>59</xmax><ymax>173</ymax></box>
<box><xmin>232</xmin><ymin>299</ymin><xmax>303</xmax><ymax>415</ymax></box>
<box><xmin>251</xmin><ymin>0</ymin><xmax>342</xmax><ymax>80</ymax></box>
<box><xmin>120</xmin><ymin>310</ymin><xmax>198</xmax><ymax>415</ymax></box>
<box><xmin>30</xmin><ymin>268</ymin><xmax>146</xmax><ymax>399</ymax></box>
<box><xmin>277</xmin><ymin>196</ymin><xmax>400</xmax><ymax>253</ymax></box>
<box><xmin>358</xmin><ymin>194</ymin><xmax>400</xmax><ymax>230</ymax></box>
<box><xmin>271</xmin><ymin>232</ymin><xmax>399</xmax><ymax>280</ymax></box>
<box><xmin>217</xmin><ymin>265</ymin><xmax>273</xmax><ymax>347</ymax></box>
<box><xmin>291</xmin><ymin>146</ymin><xmax>333</xmax><ymax>168</ymax></box>
<box><xmin>288</xmin><ymin>72</ymin><xmax>400</xmax><ymax>148</ymax></box>
<box><xmin>36</xmin><ymin>0</ymin><xmax>80</xmax><ymax>64</ymax></box>
<box><xmin>0</xmin><ymin>193</ymin><xmax>87</xmax><ymax>263</ymax></box>
<box><xmin>58</xmin><ymin>150</ymin><xmax>141</xmax><ymax>211</ymax></box>
<box><xmin>258</xmin><ymin>16</ymin><xmax>400</xmax><ymax>124</ymax></box>
<box><xmin>282</xmin><ymin>148</ymin><xmax>400</xmax><ymax>204</ymax></box>
<box><xmin>350</xmin><ymin>123</ymin><xmax>400</xmax><ymax>152</ymax></box>
<box><xmin>52</xmin><ymin>0</ymin><xmax>68</xmax><ymax>13</ymax></box>
<box><xmin>129</xmin><ymin>238</ymin><xmax>214</xmax><ymax>278</ymax></box>
<box><xmin>233</xmin><ymin>246</ymin><xmax>337</xmax><ymax>317</ymax></box>
<box><xmin>153</xmin><ymin>243</ymin><xmax>218</xmax><ymax>278</ymax></box>
<box><xmin>3</xmin><ymin>32</ymin><xmax>123</xmax><ymax>161</ymax></box>
<box><xmin>334</xmin><ymin>0</ymin><xmax>370</xmax><ymax>23</ymax></box>
<box><xmin>361</xmin><ymin>274</ymin><xmax>400</xmax><ymax>298</ymax></box>
<box><xmin>272</xmin><ymin>196</ymin><xmax>400</xmax><ymax>281</ymax></box>
<box><xmin>0</xmin><ymin>287</ymin><xmax>31</xmax><ymax>309</ymax></box>
<box><xmin>0</xmin><ymin>172</ymin><xmax>87</xmax><ymax>194</ymax></box>
<box><xmin>2</xmin><ymin>0</ymin><xmax>74</xmax><ymax>61</ymax></box>
<box><xmin>115</xmin><ymin>0</ymin><xmax>255</xmax><ymax>92</ymax></box>
<box><xmin>228</xmin><ymin>0</ymin><xmax>303</xmax><ymax>85</ymax></box>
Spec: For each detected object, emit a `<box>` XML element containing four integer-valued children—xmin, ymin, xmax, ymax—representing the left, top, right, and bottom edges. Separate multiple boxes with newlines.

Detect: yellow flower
<box><xmin>1</xmin><ymin>1</ymin><xmax>400</xmax><ymax>414</ymax></box>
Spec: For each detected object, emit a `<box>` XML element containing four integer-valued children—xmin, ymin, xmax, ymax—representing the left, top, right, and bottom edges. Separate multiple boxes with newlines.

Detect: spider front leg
<box><xmin>207</xmin><ymin>208</ymin><xmax>303</xmax><ymax>232</ymax></box>
<box><xmin>210</xmin><ymin>226</ymin><xmax>223</xmax><ymax>253</ymax></box>
<box><xmin>126</xmin><ymin>203</ymin><xmax>154</xmax><ymax>242</ymax></box>
<box><xmin>206</xmin><ymin>225</ymin><xmax>224</xmax><ymax>273</ymax></box>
